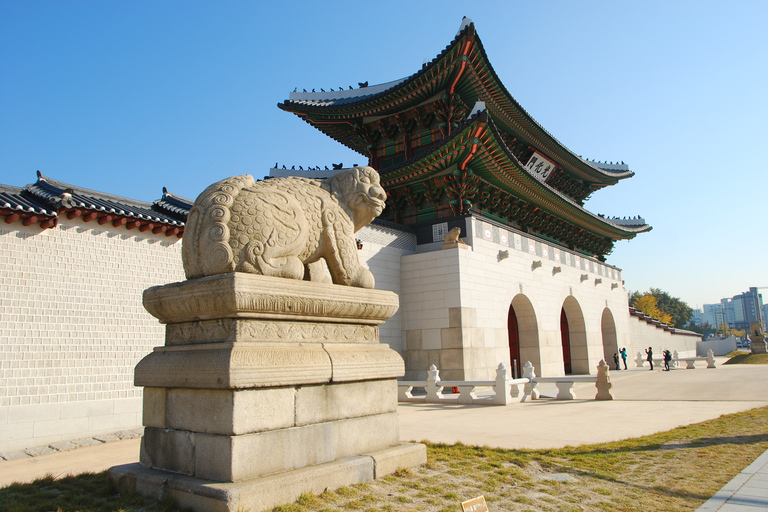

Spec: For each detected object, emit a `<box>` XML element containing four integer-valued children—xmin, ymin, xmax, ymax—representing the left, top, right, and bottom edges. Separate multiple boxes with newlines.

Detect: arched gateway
<box><xmin>561</xmin><ymin>296</ymin><xmax>589</xmax><ymax>374</ymax></box>
<box><xmin>508</xmin><ymin>294</ymin><xmax>540</xmax><ymax>376</ymax></box>
<box><xmin>601</xmin><ymin>308</ymin><xmax>618</xmax><ymax>363</ymax></box>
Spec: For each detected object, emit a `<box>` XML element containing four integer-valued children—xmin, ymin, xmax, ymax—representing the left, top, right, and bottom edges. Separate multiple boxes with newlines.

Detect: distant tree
<box><xmin>648</xmin><ymin>288</ymin><xmax>693</xmax><ymax>328</ymax></box>
<box><xmin>632</xmin><ymin>294</ymin><xmax>673</xmax><ymax>325</ymax></box>
<box><xmin>630</xmin><ymin>288</ymin><xmax>692</xmax><ymax>327</ymax></box>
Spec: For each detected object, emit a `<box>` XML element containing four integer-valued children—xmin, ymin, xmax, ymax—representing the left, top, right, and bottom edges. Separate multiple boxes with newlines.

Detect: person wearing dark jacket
<box><xmin>645</xmin><ymin>347</ymin><xmax>654</xmax><ymax>370</ymax></box>
<box><xmin>613</xmin><ymin>353</ymin><xmax>620</xmax><ymax>370</ymax></box>
<box><xmin>663</xmin><ymin>349</ymin><xmax>672</xmax><ymax>371</ymax></box>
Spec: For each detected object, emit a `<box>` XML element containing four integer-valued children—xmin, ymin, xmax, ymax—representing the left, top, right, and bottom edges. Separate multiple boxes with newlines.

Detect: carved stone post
<box><xmin>595</xmin><ymin>359</ymin><xmax>613</xmax><ymax>400</ymax></box>
<box><xmin>635</xmin><ymin>351</ymin><xmax>644</xmax><ymax>368</ymax></box>
<box><xmin>522</xmin><ymin>361</ymin><xmax>539</xmax><ymax>400</ymax></box>
<box><xmin>706</xmin><ymin>349</ymin><xmax>717</xmax><ymax>368</ymax></box>
<box><xmin>425</xmin><ymin>364</ymin><xmax>444</xmax><ymax>402</ymax></box>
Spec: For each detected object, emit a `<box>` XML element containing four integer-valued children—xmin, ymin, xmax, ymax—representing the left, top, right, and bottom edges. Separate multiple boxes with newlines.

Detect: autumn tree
<box><xmin>630</xmin><ymin>288</ymin><xmax>693</xmax><ymax>327</ymax></box>
<box><xmin>632</xmin><ymin>294</ymin><xmax>673</xmax><ymax>325</ymax></box>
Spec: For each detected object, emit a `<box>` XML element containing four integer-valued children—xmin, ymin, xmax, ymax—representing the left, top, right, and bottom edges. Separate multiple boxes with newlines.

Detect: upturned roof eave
<box><xmin>280</xmin><ymin>21</ymin><xmax>633</xmax><ymax>186</ymax></box>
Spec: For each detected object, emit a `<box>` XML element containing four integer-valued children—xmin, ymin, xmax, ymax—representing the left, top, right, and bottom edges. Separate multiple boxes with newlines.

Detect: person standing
<box><xmin>645</xmin><ymin>347</ymin><xmax>654</xmax><ymax>370</ymax></box>
<box><xmin>613</xmin><ymin>353</ymin><xmax>620</xmax><ymax>370</ymax></box>
<box><xmin>663</xmin><ymin>349</ymin><xmax>672</xmax><ymax>371</ymax></box>
<box><xmin>620</xmin><ymin>347</ymin><xmax>628</xmax><ymax>370</ymax></box>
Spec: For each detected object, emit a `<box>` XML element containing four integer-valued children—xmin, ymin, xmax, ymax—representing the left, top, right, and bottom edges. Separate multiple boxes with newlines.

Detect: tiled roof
<box><xmin>1</xmin><ymin>172</ymin><xmax>193</xmax><ymax>235</ymax></box>
<box><xmin>0</xmin><ymin>184</ymin><xmax>56</xmax><ymax>216</ymax></box>
<box><xmin>280</xmin><ymin>19</ymin><xmax>634</xmax><ymax>186</ymax></box>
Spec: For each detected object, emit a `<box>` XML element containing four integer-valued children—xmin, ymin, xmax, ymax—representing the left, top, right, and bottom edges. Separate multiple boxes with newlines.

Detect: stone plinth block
<box><xmin>144</xmin><ymin>380</ymin><xmax>397</xmax><ymax>436</ymax></box>
<box><xmin>114</xmin><ymin>271</ymin><xmax>425</xmax><ymax>511</ymax></box>
<box><xmin>143</xmin><ymin>273</ymin><xmax>399</xmax><ymax>326</ymax></box>
<box><xmin>140</xmin><ymin>412</ymin><xmax>400</xmax><ymax>481</ymax></box>
<box><xmin>110</xmin><ymin>442</ymin><xmax>427</xmax><ymax>512</ymax></box>
<box><xmin>134</xmin><ymin>342</ymin><xmax>403</xmax><ymax>389</ymax></box>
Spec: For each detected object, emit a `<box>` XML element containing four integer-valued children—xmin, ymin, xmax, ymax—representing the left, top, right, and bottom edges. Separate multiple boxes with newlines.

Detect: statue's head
<box><xmin>326</xmin><ymin>166</ymin><xmax>387</xmax><ymax>231</ymax></box>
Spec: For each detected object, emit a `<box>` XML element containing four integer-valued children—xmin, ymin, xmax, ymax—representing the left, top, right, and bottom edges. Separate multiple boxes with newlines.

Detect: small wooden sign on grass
<box><xmin>461</xmin><ymin>495</ymin><xmax>488</xmax><ymax>512</ymax></box>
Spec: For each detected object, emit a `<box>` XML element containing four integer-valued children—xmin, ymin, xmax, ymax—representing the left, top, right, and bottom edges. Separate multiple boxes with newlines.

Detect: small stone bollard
<box><xmin>493</xmin><ymin>363</ymin><xmax>512</xmax><ymax>405</ymax></box>
<box><xmin>522</xmin><ymin>361</ymin><xmax>539</xmax><ymax>400</ymax></box>
<box><xmin>425</xmin><ymin>364</ymin><xmax>444</xmax><ymax>402</ymax></box>
<box><xmin>635</xmin><ymin>351</ymin><xmax>644</xmax><ymax>368</ymax></box>
<box><xmin>706</xmin><ymin>349</ymin><xmax>717</xmax><ymax>369</ymax></box>
<box><xmin>595</xmin><ymin>359</ymin><xmax>613</xmax><ymax>400</ymax></box>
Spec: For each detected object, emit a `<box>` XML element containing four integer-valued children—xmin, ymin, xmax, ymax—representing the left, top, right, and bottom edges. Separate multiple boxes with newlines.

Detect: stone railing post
<box><xmin>672</xmin><ymin>350</ymin><xmax>679</xmax><ymax>368</ymax></box>
<box><xmin>595</xmin><ymin>359</ymin><xmax>613</xmax><ymax>400</ymax></box>
<box><xmin>425</xmin><ymin>364</ymin><xmax>444</xmax><ymax>402</ymax></box>
<box><xmin>707</xmin><ymin>349</ymin><xmax>716</xmax><ymax>369</ymax></box>
<box><xmin>635</xmin><ymin>351</ymin><xmax>644</xmax><ymax>368</ymax></box>
<box><xmin>493</xmin><ymin>363</ymin><xmax>512</xmax><ymax>405</ymax></box>
<box><xmin>522</xmin><ymin>361</ymin><xmax>539</xmax><ymax>400</ymax></box>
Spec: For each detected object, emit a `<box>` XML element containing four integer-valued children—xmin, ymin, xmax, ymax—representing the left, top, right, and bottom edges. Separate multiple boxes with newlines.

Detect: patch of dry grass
<box><xmin>724</xmin><ymin>352</ymin><xmax>768</xmax><ymax>365</ymax></box>
<box><xmin>272</xmin><ymin>406</ymin><xmax>768</xmax><ymax>512</ymax></box>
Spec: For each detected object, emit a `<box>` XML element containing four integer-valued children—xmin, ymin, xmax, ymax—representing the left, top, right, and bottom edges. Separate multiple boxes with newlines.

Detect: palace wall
<box><xmin>627</xmin><ymin>313</ymin><xmax>699</xmax><ymax>360</ymax></box>
<box><xmin>0</xmin><ymin>219</ymin><xmax>411</xmax><ymax>453</ymax></box>
<box><xmin>0</xmin><ymin>208</ymin><xmax>696</xmax><ymax>453</ymax></box>
<box><xmin>0</xmin><ymin>219</ymin><xmax>184</xmax><ymax>453</ymax></box>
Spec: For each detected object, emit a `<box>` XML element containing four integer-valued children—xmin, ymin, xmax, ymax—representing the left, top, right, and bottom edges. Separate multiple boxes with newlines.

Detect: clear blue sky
<box><xmin>2</xmin><ymin>1</ymin><xmax>766</xmax><ymax>308</ymax></box>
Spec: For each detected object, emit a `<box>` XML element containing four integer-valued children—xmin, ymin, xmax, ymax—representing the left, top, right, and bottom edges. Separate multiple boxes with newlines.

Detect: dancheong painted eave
<box><xmin>278</xmin><ymin>18</ymin><xmax>633</xmax><ymax>190</ymax></box>
<box><xmin>378</xmin><ymin>110</ymin><xmax>651</xmax><ymax>243</ymax></box>
<box><xmin>2</xmin><ymin>171</ymin><xmax>193</xmax><ymax>237</ymax></box>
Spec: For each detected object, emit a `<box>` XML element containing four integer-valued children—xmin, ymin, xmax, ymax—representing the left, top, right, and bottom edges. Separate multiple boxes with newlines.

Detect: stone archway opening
<box><xmin>509</xmin><ymin>294</ymin><xmax>540</xmax><ymax>376</ymax></box>
<box><xmin>601</xmin><ymin>308</ymin><xmax>618</xmax><ymax>367</ymax></box>
<box><xmin>561</xmin><ymin>296</ymin><xmax>589</xmax><ymax>374</ymax></box>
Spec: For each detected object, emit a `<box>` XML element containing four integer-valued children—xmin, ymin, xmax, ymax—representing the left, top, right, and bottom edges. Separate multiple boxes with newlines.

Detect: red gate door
<box><xmin>508</xmin><ymin>305</ymin><xmax>520</xmax><ymax>377</ymax></box>
<box><xmin>560</xmin><ymin>308</ymin><xmax>572</xmax><ymax>374</ymax></box>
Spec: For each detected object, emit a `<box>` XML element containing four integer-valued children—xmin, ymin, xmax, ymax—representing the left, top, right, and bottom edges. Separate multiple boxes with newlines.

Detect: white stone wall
<box><xmin>0</xmin><ymin>218</ymin><xmax>184</xmax><ymax>452</ymax></box>
<box><xmin>401</xmin><ymin>217</ymin><xmax>630</xmax><ymax>381</ymax></box>
<box><xmin>356</xmin><ymin>223</ymin><xmax>416</xmax><ymax>354</ymax></box>
<box><xmin>627</xmin><ymin>315</ymin><xmax>700</xmax><ymax>360</ymax></box>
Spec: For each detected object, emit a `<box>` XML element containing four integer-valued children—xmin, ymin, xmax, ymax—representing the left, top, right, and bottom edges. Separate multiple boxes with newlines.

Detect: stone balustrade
<box><xmin>398</xmin><ymin>360</ymin><xmax>614</xmax><ymax>405</ymax></box>
<box><xmin>398</xmin><ymin>363</ymin><xmax>528</xmax><ymax>406</ymax></box>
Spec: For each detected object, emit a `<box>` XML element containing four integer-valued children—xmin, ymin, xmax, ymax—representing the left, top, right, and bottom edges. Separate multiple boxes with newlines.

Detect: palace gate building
<box><xmin>275</xmin><ymin>18</ymin><xmax>680</xmax><ymax>381</ymax></box>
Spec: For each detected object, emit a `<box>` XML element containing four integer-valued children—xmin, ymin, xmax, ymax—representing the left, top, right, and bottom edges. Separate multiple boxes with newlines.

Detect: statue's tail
<box><xmin>182</xmin><ymin>175</ymin><xmax>255</xmax><ymax>279</ymax></box>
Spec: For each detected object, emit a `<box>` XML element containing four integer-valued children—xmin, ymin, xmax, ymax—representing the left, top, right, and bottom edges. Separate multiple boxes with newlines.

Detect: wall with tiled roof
<box><xmin>0</xmin><ymin>217</ymin><xmax>184</xmax><ymax>452</ymax></box>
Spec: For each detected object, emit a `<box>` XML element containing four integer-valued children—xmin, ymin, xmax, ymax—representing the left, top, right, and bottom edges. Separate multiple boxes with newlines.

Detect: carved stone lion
<box><xmin>182</xmin><ymin>166</ymin><xmax>386</xmax><ymax>288</ymax></box>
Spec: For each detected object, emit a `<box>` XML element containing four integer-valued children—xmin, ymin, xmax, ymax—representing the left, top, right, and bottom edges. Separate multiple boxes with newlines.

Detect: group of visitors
<box><xmin>645</xmin><ymin>346</ymin><xmax>673</xmax><ymax>371</ymax></box>
<box><xmin>613</xmin><ymin>347</ymin><xmax>674</xmax><ymax>371</ymax></box>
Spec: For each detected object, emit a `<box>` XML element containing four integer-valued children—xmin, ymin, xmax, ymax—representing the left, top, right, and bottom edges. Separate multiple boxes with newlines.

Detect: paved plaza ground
<box><xmin>1</xmin><ymin>360</ymin><xmax>767</xmax><ymax>510</ymax></box>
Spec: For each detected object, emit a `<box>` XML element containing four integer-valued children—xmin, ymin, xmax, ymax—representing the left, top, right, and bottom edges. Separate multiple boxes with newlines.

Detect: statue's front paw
<box><xmin>353</xmin><ymin>268</ymin><xmax>376</xmax><ymax>289</ymax></box>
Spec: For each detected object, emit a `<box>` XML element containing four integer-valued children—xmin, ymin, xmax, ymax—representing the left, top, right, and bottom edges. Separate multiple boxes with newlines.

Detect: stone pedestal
<box><xmin>109</xmin><ymin>273</ymin><xmax>426</xmax><ymax>512</ymax></box>
<box><xmin>750</xmin><ymin>338</ymin><xmax>767</xmax><ymax>354</ymax></box>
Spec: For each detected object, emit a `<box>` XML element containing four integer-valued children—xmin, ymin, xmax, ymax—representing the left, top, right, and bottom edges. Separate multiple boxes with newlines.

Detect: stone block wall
<box><xmin>0</xmin><ymin>219</ymin><xmax>184</xmax><ymax>452</ymax></box>
<box><xmin>401</xmin><ymin>216</ymin><xmax>631</xmax><ymax>381</ymax></box>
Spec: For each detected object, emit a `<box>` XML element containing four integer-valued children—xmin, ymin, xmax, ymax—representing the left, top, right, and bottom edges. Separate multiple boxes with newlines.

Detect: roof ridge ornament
<box><xmin>457</xmin><ymin>16</ymin><xmax>473</xmax><ymax>36</ymax></box>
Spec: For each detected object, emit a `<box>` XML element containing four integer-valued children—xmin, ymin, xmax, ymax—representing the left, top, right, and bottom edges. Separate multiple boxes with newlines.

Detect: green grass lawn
<box><xmin>4</xmin><ymin>405</ymin><xmax>768</xmax><ymax>512</ymax></box>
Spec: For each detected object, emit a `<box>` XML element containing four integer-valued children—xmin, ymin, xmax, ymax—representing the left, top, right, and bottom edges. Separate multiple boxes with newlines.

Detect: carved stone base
<box><xmin>750</xmin><ymin>339</ymin><xmax>768</xmax><ymax>354</ymax></box>
<box><xmin>111</xmin><ymin>273</ymin><xmax>425</xmax><ymax>511</ymax></box>
<box><xmin>110</xmin><ymin>443</ymin><xmax>427</xmax><ymax>512</ymax></box>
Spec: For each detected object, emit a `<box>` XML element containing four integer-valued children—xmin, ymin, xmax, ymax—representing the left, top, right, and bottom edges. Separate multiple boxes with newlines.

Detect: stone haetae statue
<box><xmin>182</xmin><ymin>166</ymin><xmax>386</xmax><ymax>288</ymax></box>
